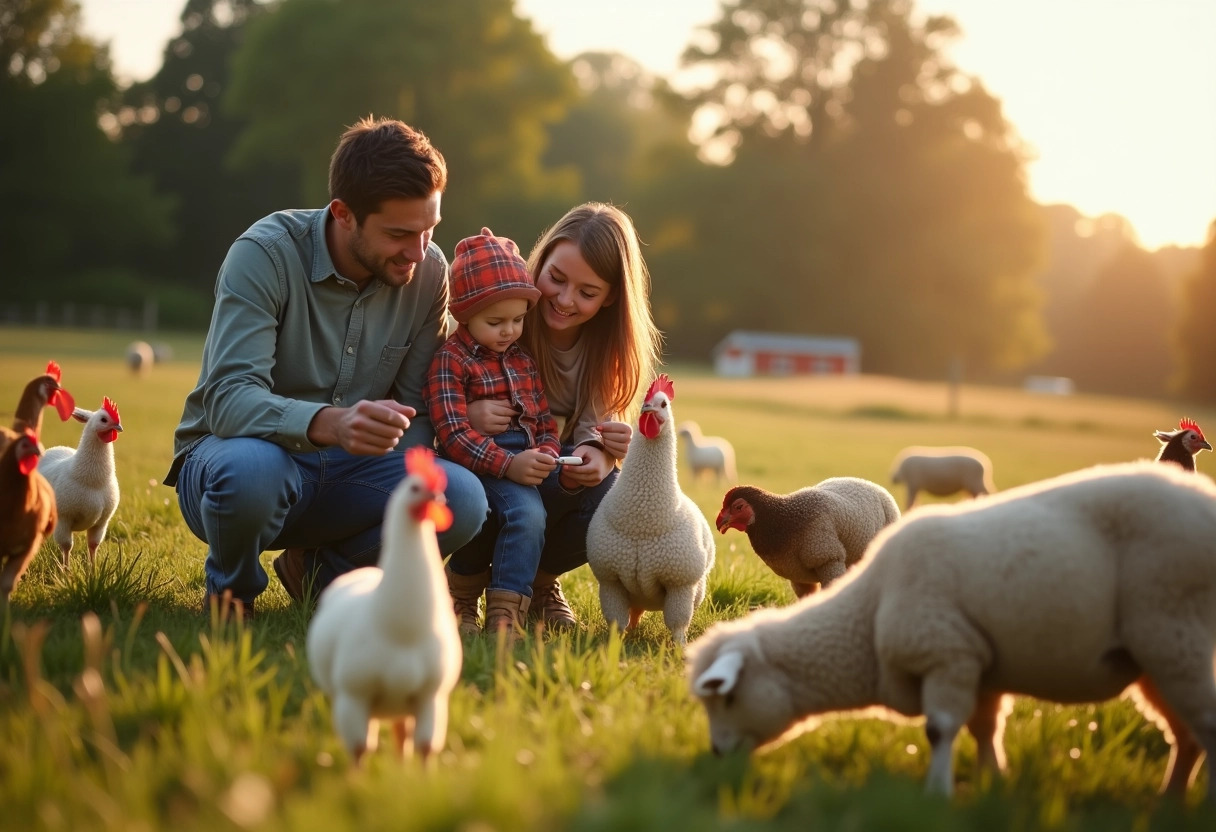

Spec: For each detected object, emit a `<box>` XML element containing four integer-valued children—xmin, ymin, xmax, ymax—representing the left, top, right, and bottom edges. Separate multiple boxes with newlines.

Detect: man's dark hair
<box><xmin>328</xmin><ymin>116</ymin><xmax>448</xmax><ymax>224</ymax></box>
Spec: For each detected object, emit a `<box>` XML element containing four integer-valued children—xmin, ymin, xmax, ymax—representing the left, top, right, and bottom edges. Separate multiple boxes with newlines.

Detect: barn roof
<box><xmin>713</xmin><ymin>330</ymin><xmax>860</xmax><ymax>357</ymax></box>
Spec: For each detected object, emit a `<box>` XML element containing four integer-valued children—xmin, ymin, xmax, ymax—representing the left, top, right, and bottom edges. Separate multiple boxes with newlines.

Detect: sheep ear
<box><xmin>694</xmin><ymin>650</ymin><xmax>745</xmax><ymax>696</ymax></box>
<box><xmin>71</xmin><ymin>407</ymin><xmax>91</xmax><ymax>423</ymax></box>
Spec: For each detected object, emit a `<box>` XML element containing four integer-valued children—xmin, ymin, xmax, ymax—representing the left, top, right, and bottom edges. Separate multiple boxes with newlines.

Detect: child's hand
<box><xmin>467</xmin><ymin>399</ymin><xmax>518</xmax><ymax>435</ymax></box>
<box><xmin>506</xmin><ymin>448</ymin><xmax>558</xmax><ymax>485</ymax></box>
<box><xmin>596</xmin><ymin>421</ymin><xmax>632</xmax><ymax>459</ymax></box>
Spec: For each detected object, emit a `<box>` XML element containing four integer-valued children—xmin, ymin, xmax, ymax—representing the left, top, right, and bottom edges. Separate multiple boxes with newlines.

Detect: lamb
<box><xmin>1154</xmin><ymin>417</ymin><xmax>1210</xmax><ymax>472</ymax></box>
<box><xmin>306</xmin><ymin>448</ymin><xmax>462</xmax><ymax>764</ymax></box>
<box><xmin>586</xmin><ymin>374</ymin><xmax>716</xmax><ymax>646</ymax></box>
<box><xmin>39</xmin><ymin>398</ymin><xmax>123</xmax><ymax>566</ymax></box>
<box><xmin>889</xmin><ymin>445</ymin><xmax>994</xmax><ymax>510</ymax></box>
<box><xmin>689</xmin><ymin>460</ymin><xmax>1216</xmax><ymax>803</ymax></box>
<box><xmin>125</xmin><ymin>341</ymin><xmax>155</xmax><ymax>376</ymax></box>
<box><xmin>676</xmin><ymin>421</ymin><xmax>737</xmax><ymax>482</ymax></box>
<box><xmin>716</xmin><ymin>478</ymin><xmax>900</xmax><ymax>597</ymax></box>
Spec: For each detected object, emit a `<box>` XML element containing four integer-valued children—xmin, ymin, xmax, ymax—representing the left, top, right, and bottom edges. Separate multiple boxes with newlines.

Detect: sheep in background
<box><xmin>690</xmin><ymin>461</ymin><xmax>1216</xmax><ymax>803</ymax></box>
<box><xmin>125</xmin><ymin>341</ymin><xmax>155</xmax><ymax>376</ymax></box>
<box><xmin>890</xmin><ymin>445</ymin><xmax>994</xmax><ymax>511</ymax></box>
<box><xmin>677</xmin><ymin>421</ymin><xmax>737</xmax><ymax>482</ymax></box>
<box><xmin>306</xmin><ymin>448</ymin><xmax>461</xmax><ymax>763</ymax></box>
<box><xmin>717</xmin><ymin>477</ymin><xmax>899</xmax><ymax>598</ymax></box>
<box><xmin>1154</xmin><ymin>417</ymin><xmax>1210</xmax><ymax>472</ymax></box>
<box><xmin>587</xmin><ymin>375</ymin><xmax>715</xmax><ymax>646</ymax></box>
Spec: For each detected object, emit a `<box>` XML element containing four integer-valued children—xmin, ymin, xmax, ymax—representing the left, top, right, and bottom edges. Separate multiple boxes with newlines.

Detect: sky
<box><xmin>76</xmin><ymin>0</ymin><xmax>1216</xmax><ymax>251</ymax></box>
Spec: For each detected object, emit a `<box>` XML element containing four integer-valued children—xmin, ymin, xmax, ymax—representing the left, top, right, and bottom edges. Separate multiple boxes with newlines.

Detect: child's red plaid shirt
<box><xmin>425</xmin><ymin>326</ymin><xmax>561</xmax><ymax>477</ymax></box>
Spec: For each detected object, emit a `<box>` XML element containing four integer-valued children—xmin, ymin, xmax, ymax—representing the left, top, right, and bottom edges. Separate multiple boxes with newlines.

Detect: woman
<box><xmin>444</xmin><ymin>202</ymin><xmax>663</xmax><ymax>632</ymax></box>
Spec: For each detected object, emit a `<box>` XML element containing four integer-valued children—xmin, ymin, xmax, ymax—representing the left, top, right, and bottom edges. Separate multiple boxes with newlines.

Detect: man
<box><xmin>166</xmin><ymin>117</ymin><xmax>488</xmax><ymax>614</ymax></box>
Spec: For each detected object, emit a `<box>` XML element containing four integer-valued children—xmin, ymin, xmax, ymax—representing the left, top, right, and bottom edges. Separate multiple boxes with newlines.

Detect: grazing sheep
<box><xmin>890</xmin><ymin>446</ymin><xmax>994</xmax><ymax>510</ymax></box>
<box><xmin>677</xmin><ymin>421</ymin><xmax>737</xmax><ymax>482</ymax></box>
<box><xmin>716</xmin><ymin>478</ymin><xmax>900</xmax><ymax>597</ymax></box>
<box><xmin>125</xmin><ymin>341</ymin><xmax>155</xmax><ymax>376</ymax></box>
<box><xmin>587</xmin><ymin>375</ymin><xmax>715</xmax><ymax>646</ymax></box>
<box><xmin>689</xmin><ymin>461</ymin><xmax>1216</xmax><ymax>803</ymax></box>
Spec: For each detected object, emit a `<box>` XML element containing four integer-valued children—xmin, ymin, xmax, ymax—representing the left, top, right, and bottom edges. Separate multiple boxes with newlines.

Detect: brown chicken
<box><xmin>0</xmin><ymin>359</ymin><xmax>76</xmax><ymax>456</ymax></box>
<box><xmin>0</xmin><ymin>429</ymin><xmax>57</xmax><ymax>607</ymax></box>
<box><xmin>1154</xmin><ymin>418</ymin><xmax>1211</xmax><ymax>472</ymax></box>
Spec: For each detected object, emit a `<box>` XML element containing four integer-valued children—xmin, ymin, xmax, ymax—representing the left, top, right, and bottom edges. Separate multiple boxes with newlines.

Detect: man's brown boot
<box><xmin>445</xmin><ymin>565</ymin><xmax>489</xmax><ymax>636</ymax></box>
<box><xmin>530</xmin><ymin>570</ymin><xmax>577</xmax><ymax>632</ymax></box>
<box><xmin>484</xmin><ymin>588</ymin><xmax>531</xmax><ymax>636</ymax></box>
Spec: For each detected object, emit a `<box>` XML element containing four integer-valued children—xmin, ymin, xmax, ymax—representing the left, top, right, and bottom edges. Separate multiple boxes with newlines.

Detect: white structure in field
<box><xmin>713</xmin><ymin>331</ymin><xmax>860</xmax><ymax>378</ymax></box>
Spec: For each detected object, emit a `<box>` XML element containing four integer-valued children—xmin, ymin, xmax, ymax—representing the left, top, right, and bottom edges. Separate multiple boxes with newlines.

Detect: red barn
<box><xmin>713</xmin><ymin>330</ymin><xmax>860</xmax><ymax>377</ymax></box>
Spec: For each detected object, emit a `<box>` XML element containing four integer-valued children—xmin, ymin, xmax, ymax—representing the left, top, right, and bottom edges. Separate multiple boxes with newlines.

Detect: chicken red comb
<box><xmin>17</xmin><ymin>428</ymin><xmax>41</xmax><ymax>475</ymax></box>
<box><xmin>405</xmin><ymin>446</ymin><xmax>447</xmax><ymax>495</ymax></box>
<box><xmin>46</xmin><ymin>360</ymin><xmax>61</xmax><ymax>381</ymax></box>
<box><xmin>103</xmin><ymin>397</ymin><xmax>121</xmax><ymax>423</ymax></box>
<box><xmin>645</xmin><ymin>373</ymin><xmax>675</xmax><ymax>403</ymax></box>
<box><xmin>1180</xmin><ymin>417</ymin><xmax>1205</xmax><ymax>441</ymax></box>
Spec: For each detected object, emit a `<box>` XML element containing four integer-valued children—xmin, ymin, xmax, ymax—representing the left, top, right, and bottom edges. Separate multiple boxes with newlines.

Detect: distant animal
<box><xmin>889</xmin><ymin>446</ymin><xmax>995</xmax><ymax>510</ymax></box>
<box><xmin>716</xmin><ymin>478</ymin><xmax>899</xmax><ymax>598</ymax></box>
<box><xmin>1154</xmin><ymin>417</ymin><xmax>1210</xmax><ymax>472</ymax></box>
<box><xmin>587</xmin><ymin>374</ymin><xmax>716</xmax><ymax>646</ymax></box>
<box><xmin>690</xmin><ymin>461</ymin><xmax>1216</xmax><ymax>803</ymax></box>
<box><xmin>676</xmin><ymin>421</ymin><xmax>737</xmax><ymax>482</ymax></box>
<box><xmin>306</xmin><ymin>448</ymin><xmax>462</xmax><ymax>764</ymax></box>
<box><xmin>1</xmin><ymin>359</ymin><xmax>75</xmax><ymax>456</ymax></box>
<box><xmin>125</xmin><ymin>341</ymin><xmax>155</xmax><ymax>375</ymax></box>
<box><xmin>39</xmin><ymin>399</ymin><xmax>123</xmax><ymax>566</ymax></box>
<box><xmin>0</xmin><ymin>429</ymin><xmax>57</xmax><ymax>608</ymax></box>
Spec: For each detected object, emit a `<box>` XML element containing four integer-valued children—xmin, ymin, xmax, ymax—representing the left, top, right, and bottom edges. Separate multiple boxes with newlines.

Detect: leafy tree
<box><xmin>1050</xmin><ymin>243</ymin><xmax>1173</xmax><ymax>397</ymax></box>
<box><xmin>118</xmin><ymin>0</ymin><xmax>299</xmax><ymax>306</ymax></box>
<box><xmin>224</xmin><ymin>0</ymin><xmax>577</xmax><ymax>249</ymax></box>
<box><xmin>671</xmin><ymin>0</ymin><xmax>1047</xmax><ymax>375</ymax></box>
<box><xmin>0</xmin><ymin>0</ymin><xmax>172</xmax><ymax>303</ymax></box>
<box><xmin>1173</xmin><ymin>221</ymin><xmax>1216</xmax><ymax>402</ymax></box>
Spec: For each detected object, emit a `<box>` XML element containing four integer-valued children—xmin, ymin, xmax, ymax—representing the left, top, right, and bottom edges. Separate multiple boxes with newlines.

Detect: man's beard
<box><xmin>350</xmin><ymin>230</ymin><xmax>414</xmax><ymax>286</ymax></box>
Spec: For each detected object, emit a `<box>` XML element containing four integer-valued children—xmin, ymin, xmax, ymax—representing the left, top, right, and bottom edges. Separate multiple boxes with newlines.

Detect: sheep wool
<box><xmin>587</xmin><ymin>375</ymin><xmax>715</xmax><ymax>645</ymax></box>
<box><xmin>690</xmin><ymin>460</ymin><xmax>1216</xmax><ymax>803</ymax></box>
<box><xmin>889</xmin><ymin>445</ymin><xmax>994</xmax><ymax>510</ymax></box>
<box><xmin>717</xmin><ymin>477</ymin><xmax>900</xmax><ymax>598</ymax></box>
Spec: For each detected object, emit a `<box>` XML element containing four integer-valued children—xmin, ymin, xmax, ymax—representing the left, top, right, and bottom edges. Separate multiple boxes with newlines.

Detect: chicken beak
<box><xmin>715</xmin><ymin>509</ymin><xmax>730</xmax><ymax>533</ymax></box>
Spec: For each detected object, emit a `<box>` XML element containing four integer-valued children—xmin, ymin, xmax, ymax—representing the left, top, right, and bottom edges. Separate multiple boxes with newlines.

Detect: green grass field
<box><xmin>2</xmin><ymin>326</ymin><xmax>1214</xmax><ymax>831</ymax></box>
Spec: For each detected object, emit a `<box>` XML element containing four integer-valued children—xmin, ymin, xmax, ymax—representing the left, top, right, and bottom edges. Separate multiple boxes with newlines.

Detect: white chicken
<box><xmin>39</xmin><ymin>398</ymin><xmax>123</xmax><ymax>567</ymax></box>
<box><xmin>306</xmin><ymin>447</ymin><xmax>462</xmax><ymax>764</ymax></box>
<box><xmin>586</xmin><ymin>374</ymin><xmax>716</xmax><ymax>646</ymax></box>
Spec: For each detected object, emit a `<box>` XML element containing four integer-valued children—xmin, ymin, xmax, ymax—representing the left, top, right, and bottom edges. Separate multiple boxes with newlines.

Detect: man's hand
<box><xmin>466</xmin><ymin>398</ymin><xmax>518</xmax><ymax>436</ymax></box>
<box><xmin>506</xmin><ymin>448</ymin><xmax>558</xmax><ymax>485</ymax></box>
<box><xmin>307</xmin><ymin>399</ymin><xmax>415</xmax><ymax>455</ymax></box>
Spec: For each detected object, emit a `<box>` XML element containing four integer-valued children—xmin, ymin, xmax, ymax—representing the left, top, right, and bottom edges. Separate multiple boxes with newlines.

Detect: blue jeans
<box><xmin>471</xmin><ymin>430</ymin><xmax>553</xmax><ymax>596</ymax></box>
<box><xmin>448</xmin><ymin>440</ymin><xmax>618</xmax><ymax>589</ymax></box>
<box><xmin>176</xmin><ymin>435</ymin><xmax>488</xmax><ymax>602</ymax></box>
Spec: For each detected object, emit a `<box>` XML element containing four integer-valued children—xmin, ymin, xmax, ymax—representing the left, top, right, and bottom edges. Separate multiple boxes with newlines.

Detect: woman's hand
<box><xmin>466</xmin><ymin>398</ymin><xmax>517</xmax><ymax>436</ymax></box>
<box><xmin>596</xmin><ymin>420</ymin><xmax>632</xmax><ymax>460</ymax></box>
<box><xmin>558</xmin><ymin>445</ymin><xmax>615</xmax><ymax>489</ymax></box>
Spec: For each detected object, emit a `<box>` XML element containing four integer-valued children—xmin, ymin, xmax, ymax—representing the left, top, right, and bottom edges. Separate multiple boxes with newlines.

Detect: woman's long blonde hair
<box><xmin>521</xmin><ymin>203</ymin><xmax>663</xmax><ymax>440</ymax></box>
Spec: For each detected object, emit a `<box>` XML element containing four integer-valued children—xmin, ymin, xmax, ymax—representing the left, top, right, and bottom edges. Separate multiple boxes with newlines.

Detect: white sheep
<box><xmin>125</xmin><ymin>340</ymin><xmax>155</xmax><ymax>376</ymax></box>
<box><xmin>689</xmin><ymin>461</ymin><xmax>1216</xmax><ymax>803</ymax></box>
<box><xmin>889</xmin><ymin>445</ymin><xmax>994</xmax><ymax>511</ymax></box>
<box><xmin>587</xmin><ymin>375</ymin><xmax>715</xmax><ymax>646</ymax></box>
<box><xmin>306</xmin><ymin>448</ymin><xmax>462</xmax><ymax>763</ymax></box>
<box><xmin>676</xmin><ymin>421</ymin><xmax>737</xmax><ymax>482</ymax></box>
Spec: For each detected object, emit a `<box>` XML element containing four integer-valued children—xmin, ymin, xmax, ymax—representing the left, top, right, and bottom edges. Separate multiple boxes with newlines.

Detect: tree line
<box><xmin>2</xmin><ymin>0</ymin><xmax>1213</xmax><ymax>401</ymax></box>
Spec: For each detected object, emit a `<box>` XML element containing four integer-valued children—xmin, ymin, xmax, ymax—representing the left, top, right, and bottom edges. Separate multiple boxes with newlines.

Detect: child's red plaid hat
<box><xmin>448</xmin><ymin>231</ymin><xmax>540</xmax><ymax>324</ymax></box>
